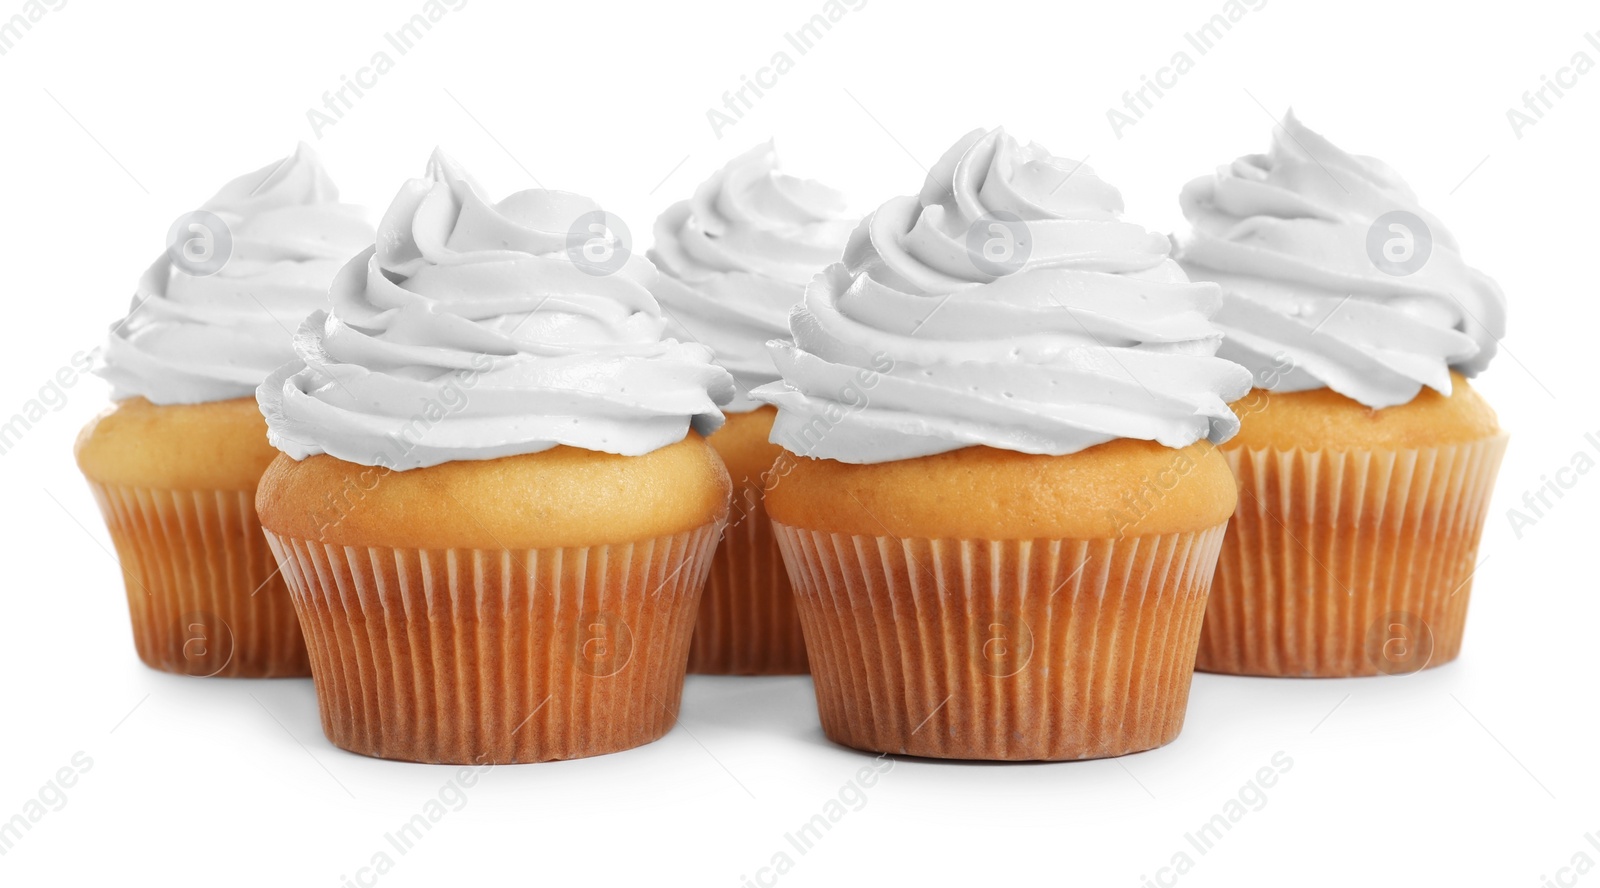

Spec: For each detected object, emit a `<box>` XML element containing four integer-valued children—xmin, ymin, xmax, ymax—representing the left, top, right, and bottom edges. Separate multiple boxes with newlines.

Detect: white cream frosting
<box><xmin>258</xmin><ymin>150</ymin><xmax>735</xmax><ymax>470</ymax></box>
<box><xmin>753</xmin><ymin>128</ymin><xmax>1252</xmax><ymax>464</ymax></box>
<box><xmin>1176</xmin><ymin>110</ymin><xmax>1507</xmax><ymax>409</ymax></box>
<box><xmin>648</xmin><ymin>142</ymin><xmax>856</xmax><ymax>412</ymax></box>
<box><xmin>99</xmin><ymin>143</ymin><xmax>373</xmax><ymax>404</ymax></box>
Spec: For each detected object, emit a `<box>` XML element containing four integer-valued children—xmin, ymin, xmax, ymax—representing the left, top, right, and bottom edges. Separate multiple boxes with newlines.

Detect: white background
<box><xmin>1</xmin><ymin>1</ymin><xmax>1595</xmax><ymax>885</ymax></box>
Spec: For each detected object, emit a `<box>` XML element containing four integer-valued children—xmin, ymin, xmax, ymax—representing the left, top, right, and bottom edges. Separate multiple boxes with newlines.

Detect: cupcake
<box><xmin>1175</xmin><ymin>111</ymin><xmax>1509</xmax><ymax>677</ymax></box>
<box><xmin>649</xmin><ymin>142</ymin><xmax>856</xmax><ymax>675</ymax></box>
<box><xmin>753</xmin><ymin>129</ymin><xmax>1253</xmax><ymax>760</ymax></box>
<box><xmin>255</xmin><ymin>151</ymin><xmax>735</xmax><ymax>764</ymax></box>
<box><xmin>75</xmin><ymin>143</ymin><xmax>371</xmax><ymax>678</ymax></box>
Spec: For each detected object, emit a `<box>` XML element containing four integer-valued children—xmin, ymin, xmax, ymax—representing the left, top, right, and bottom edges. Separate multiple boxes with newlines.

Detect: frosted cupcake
<box><xmin>650</xmin><ymin>143</ymin><xmax>856</xmax><ymax>674</ymax></box>
<box><xmin>75</xmin><ymin>144</ymin><xmax>371</xmax><ymax>677</ymax></box>
<box><xmin>1175</xmin><ymin>111</ymin><xmax>1508</xmax><ymax>677</ymax></box>
<box><xmin>754</xmin><ymin>129</ymin><xmax>1252</xmax><ymax>760</ymax></box>
<box><xmin>256</xmin><ymin>151</ymin><xmax>735</xmax><ymax>764</ymax></box>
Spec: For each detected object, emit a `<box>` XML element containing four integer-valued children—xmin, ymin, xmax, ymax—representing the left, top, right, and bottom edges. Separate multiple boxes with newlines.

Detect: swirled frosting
<box><xmin>648</xmin><ymin>142</ymin><xmax>856</xmax><ymax>412</ymax></box>
<box><xmin>1175</xmin><ymin>110</ymin><xmax>1507</xmax><ymax>409</ymax></box>
<box><xmin>258</xmin><ymin>150</ymin><xmax>735</xmax><ymax>470</ymax></box>
<box><xmin>752</xmin><ymin>128</ymin><xmax>1252</xmax><ymax>464</ymax></box>
<box><xmin>99</xmin><ymin>143</ymin><xmax>373</xmax><ymax>404</ymax></box>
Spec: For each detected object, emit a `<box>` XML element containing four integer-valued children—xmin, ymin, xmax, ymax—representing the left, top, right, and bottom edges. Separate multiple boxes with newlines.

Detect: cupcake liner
<box><xmin>687</xmin><ymin>493</ymin><xmax>808</xmax><ymax>675</ymax></box>
<box><xmin>1199</xmin><ymin>434</ymin><xmax>1508</xmax><ymax>677</ymax></box>
<box><xmin>772</xmin><ymin>522</ymin><xmax>1228</xmax><ymax>760</ymax></box>
<box><xmin>86</xmin><ymin>481</ymin><xmax>309</xmax><ymax>678</ymax></box>
<box><xmin>262</xmin><ymin>522</ymin><xmax>721</xmax><ymax>764</ymax></box>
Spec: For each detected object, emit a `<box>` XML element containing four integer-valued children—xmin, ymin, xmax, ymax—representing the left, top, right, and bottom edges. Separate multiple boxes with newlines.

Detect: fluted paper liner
<box><xmin>688</xmin><ymin>495</ymin><xmax>808</xmax><ymax>675</ymax></box>
<box><xmin>86</xmin><ymin>480</ymin><xmax>309</xmax><ymax>678</ymax></box>
<box><xmin>262</xmin><ymin>523</ymin><xmax>720</xmax><ymax>764</ymax></box>
<box><xmin>772</xmin><ymin>522</ymin><xmax>1228</xmax><ymax>760</ymax></box>
<box><xmin>1199</xmin><ymin>434</ymin><xmax>1508</xmax><ymax>677</ymax></box>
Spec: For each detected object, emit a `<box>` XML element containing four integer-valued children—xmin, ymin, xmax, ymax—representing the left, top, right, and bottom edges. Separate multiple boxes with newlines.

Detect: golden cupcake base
<box><xmin>87</xmin><ymin>480</ymin><xmax>309</xmax><ymax>678</ymax></box>
<box><xmin>688</xmin><ymin>498</ymin><xmax>808</xmax><ymax>675</ymax></box>
<box><xmin>689</xmin><ymin>406</ymin><xmax>809</xmax><ymax>675</ymax></box>
<box><xmin>1199</xmin><ymin>435</ymin><xmax>1507</xmax><ymax>677</ymax></box>
<box><xmin>265</xmin><ymin>523</ymin><xmax>720</xmax><ymax>764</ymax></box>
<box><xmin>77</xmin><ymin>396</ymin><xmax>304</xmax><ymax>677</ymax></box>
<box><xmin>774</xmin><ymin>522</ymin><xmax>1228</xmax><ymax>760</ymax></box>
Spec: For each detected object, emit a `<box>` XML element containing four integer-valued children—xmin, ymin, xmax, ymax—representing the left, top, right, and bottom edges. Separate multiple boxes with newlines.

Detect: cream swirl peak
<box><xmin>753</xmin><ymin>127</ymin><xmax>1252</xmax><ymax>464</ymax></box>
<box><xmin>1175</xmin><ymin>110</ymin><xmax>1507</xmax><ymax>409</ymax></box>
<box><xmin>648</xmin><ymin>142</ymin><xmax>856</xmax><ymax>412</ymax></box>
<box><xmin>99</xmin><ymin>143</ymin><xmax>373</xmax><ymax>404</ymax></box>
<box><xmin>258</xmin><ymin>149</ymin><xmax>735</xmax><ymax>470</ymax></box>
